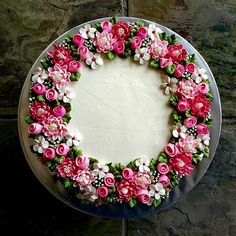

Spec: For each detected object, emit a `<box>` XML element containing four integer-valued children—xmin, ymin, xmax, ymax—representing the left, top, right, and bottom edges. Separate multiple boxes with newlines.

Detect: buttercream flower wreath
<box><xmin>25</xmin><ymin>17</ymin><xmax>213</xmax><ymax>208</ymax></box>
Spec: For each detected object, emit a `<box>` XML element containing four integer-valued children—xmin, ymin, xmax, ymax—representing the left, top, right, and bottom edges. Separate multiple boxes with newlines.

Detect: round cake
<box><xmin>20</xmin><ymin>17</ymin><xmax>215</xmax><ymax>212</ymax></box>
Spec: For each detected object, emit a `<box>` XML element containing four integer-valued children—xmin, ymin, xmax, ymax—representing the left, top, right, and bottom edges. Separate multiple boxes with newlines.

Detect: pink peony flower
<box><xmin>157</xmin><ymin>163</ymin><xmax>169</xmax><ymax>175</ymax></box>
<box><xmin>149</xmin><ymin>40</ymin><xmax>168</xmax><ymax>60</ymax></box>
<box><xmin>72</xmin><ymin>34</ymin><xmax>84</xmax><ymax>48</ymax></box>
<box><xmin>56</xmin><ymin>158</ymin><xmax>77</xmax><ymax>178</ymax></box>
<box><xmin>112</xmin><ymin>21</ymin><xmax>130</xmax><ymax>40</ymax></box>
<box><xmin>196</xmin><ymin>123</ymin><xmax>209</xmax><ymax>135</ymax></box>
<box><xmin>177</xmin><ymin>135</ymin><xmax>198</xmax><ymax>156</ymax></box>
<box><xmin>133</xmin><ymin>172</ymin><xmax>152</xmax><ymax>189</ymax></box>
<box><xmin>101</xmin><ymin>20</ymin><xmax>113</xmax><ymax>32</ymax></box>
<box><xmin>42</xmin><ymin>116</ymin><xmax>68</xmax><ymax>141</ymax></box>
<box><xmin>174</xmin><ymin>64</ymin><xmax>185</xmax><ymax>78</ymax></box>
<box><xmin>33</xmin><ymin>83</ymin><xmax>46</xmax><ymax>95</ymax></box>
<box><xmin>177</xmin><ymin>79</ymin><xmax>198</xmax><ymax>100</ymax></box>
<box><xmin>158</xmin><ymin>175</ymin><xmax>170</xmax><ymax>187</ymax></box>
<box><xmin>56</xmin><ymin>143</ymin><xmax>70</xmax><ymax>156</ymax></box>
<box><xmin>75</xmin><ymin>156</ymin><xmax>90</xmax><ymax>170</ymax></box>
<box><xmin>165</xmin><ymin>143</ymin><xmax>179</xmax><ymax>157</ymax></box>
<box><xmin>48</xmin><ymin>64</ymin><xmax>71</xmax><ymax>88</ymax></box>
<box><xmin>169</xmin><ymin>153</ymin><xmax>194</xmax><ymax>176</ymax></box>
<box><xmin>136</xmin><ymin>189</ymin><xmax>150</xmax><ymax>204</ymax></box>
<box><xmin>131</xmin><ymin>36</ymin><xmax>142</xmax><ymax>50</ymax></box>
<box><xmin>68</xmin><ymin>60</ymin><xmax>81</xmax><ymax>73</ymax></box>
<box><xmin>43</xmin><ymin>147</ymin><xmax>56</xmax><ymax>160</ymax></box>
<box><xmin>136</xmin><ymin>27</ymin><xmax>148</xmax><ymax>39</ymax></box>
<box><xmin>198</xmin><ymin>82</ymin><xmax>209</xmax><ymax>94</ymax></box>
<box><xmin>189</xmin><ymin>94</ymin><xmax>211</xmax><ymax>117</ymax></box>
<box><xmin>28</xmin><ymin>123</ymin><xmax>43</xmax><ymax>135</ymax></box>
<box><xmin>177</xmin><ymin>99</ymin><xmax>189</xmax><ymax>112</ymax></box>
<box><xmin>113</xmin><ymin>41</ymin><xmax>125</xmax><ymax>54</ymax></box>
<box><xmin>45</xmin><ymin>88</ymin><xmax>58</xmax><ymax>101</ymax></box>
<box><xmin>53</xmin><ymin>105</ymin><xmax>66</xmax><ymax>117</ymax></box>
<box><xmin>96</xmin><ymin>186</ymin><xmax>109</xmax><ymax>198</ymax></box>
<box><xmin>78</xmin><ymin>46</ymin><xmax>90</xmax><ymax>60</ymax></box>
<box><xmin>122</xmin><ymin>167</ymin><xmax>134</xmax><ymax>180</ymax></box>
<box><xmin>184</xmin><ymin>116</ymin><xmax>197</xmax><ymax>128</ymax></box>
<box><xmin>160</xmin><ymin>58</ymin><xmax>173</xmax><ymax>68</ymax></box>
<box><xmin>95</xmin><ymin>30</ymin><xmax>116</xmax><ymax>53</ymax></box>
<box><xmin>167</xmin><ymin>44</ymin><xmax>186</xmax><ymax>64</ymax></box>
<box><xmin>30</xmin><ymin>101</ymin><xmax>51</xmax><ymax>123</ymax></box>
<box><xmin>116</xmin><ymin>180</ymin><xmax>136</xmax><ymax>202</ymax></box>
<box><xmin>185</xmin><ymin>63</ymin><xmax>196</xmax><ymax>74</ymax></box>
<box><xmin>104</xmin><ymin>173</ymin><xmax>115</xmax><ymax>187</ymax></box>
<box><xmin>47</xmin><ymin>44</ymin><xmax>72</xmax><ymax>65</ymax></box>
<box><xmin>73</xmin><ymin>170</ymin><xmax>95</xmax><ymax>190</ymax></box>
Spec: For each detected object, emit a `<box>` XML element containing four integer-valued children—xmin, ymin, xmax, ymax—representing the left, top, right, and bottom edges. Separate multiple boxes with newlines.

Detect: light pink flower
<box><xmin>198</xmin><ymin>82</ymin><xmax>209</xmax><ymax>94</ymax></box>
<box><xmin>156</xmin><ymin>163</ymin><xmax>169</xmax><ymax>175</ymax></box>
<box><xmin>136</xmin><ymin>189</ymin><xmax>150</xmax><ymax>204</ymax></box>
<box><xmin>184</xmin><ymin>116</ymin><xmax>197</xmax><ymax>128</ymax></box>
<box><xmin>113</xmin><ymin>41</ymin><xmax>125</xmax><ymax>54</ymax></box>
<box><xmin>177</xmin><ymin>79</ymin><xmax>198</xmax><ymax>100</ymax></box>
<box><xmin>56</xmin><ymin>158</ymin><xmax>77</xmax><ymax>178</ymax></box>
<box><xmin>68</xmin><ymin>60</ymin><xmax>81</xmax><ymax>73</ymax></box>
<box><xmin>101</xmin><ymin>20</ymin><xmax>113</xmax><ymax>32</ymax></box>
<box><xmin>32</xmin><ymin>67</ymin><xmax>48</xmax><ymax>84</ymax></box>
<box><xmin>78</xmin><ymin>46</ymin><xmax>90</xmax><ymax>60</ymax></box>
<box><xmin>75</xmin><ymin>156</ymin><xmax>90</xmax><ymax>170</ymax></box>
<box><xmin>122</xmin><ymin>167</ymin><xmax>134</xmax><ymax>180</ymax></box>
<box><xmin>43</xmin><ymin>147</ymin><xmax>56</xmax><ymax>160</ymax></box>
<box><xmin>42</xmin><ymin>116</ymin><xmax>68</xmax><ymax>141</ymax></box>
<box><xmin>174</xmin><ymin>64</ymin><xmax>185</xmax><ymax>78</ymax></box>
<box><xmin>33</xmin><ymin>83</ymin><xmax>46</xmax><ymax>95</ymax></box>
<box><xmin>160</xmin><ymin>58</ymin><xmax>173</xmax><ymax>68</ymax></box>
<box><xmin>136</xmin><ymin>27</ymin><xmax>148</xmax><ymax>39</ymax></box>
<box><xmin>177</xmin><ymin>99</ymin><xmax>189</xmax><ymax>112</ymax></box>
<box><xmin>196</xmin><ymin>123</ymin><xmax>209</xmax><ymax>135</ymax></box>
<box><xmin>56</xmin><ymin>143</ymin><xmax>70</xmax><ymax>156</ymax></box>
<box><xmin>95</xmin><ymin>30</ymin><xmax>116</xmax><ymax>53</ymax></box>
<box><xmin>149</xmin><ymin>39</ymin><xmax>168</xmax><ymax>59</ymax></box>
<box><xmin>177</xmin><ymin>135</ymin><xmax>198</xmax><ymax>156</ymax></box>
<box><xmin>28</xmin><ymin>123</ymin><xmax>43</xmax><ymax>135</ymax></box>
<box><xmin>53</xmin><ymin>105</ymin><xmax>66</xmax><ymax>117</ymax></box>
<box><xmin>72</xmin><ymin>34</ymin><xmax>84</xmax><ymax>48</ymax></box>
<box><xmin>73</xmin><ymin>170</ymin><xmax>95</xmax><ymax>190</ymax></box>
<box><xmin>97</xmin><ymin>186</ymin><xmax>109</xmax><ymax>198</ymax></box>
<box><xmin>104</xmin><ymin>173</ymin><xmax>115</xmax><ymax>187</ymax></box>
<box><xmin>45</xmin><ymin>88</ymin><xmax>58</xmax><ymax>101</ymax></box>
<box><xmin>131</xmin><ymin>36</ymin><xmax>142</xmax><ymax>50</ymax></box>
<box><xmin>165</xmin><ymin>143</ymin><xmax>179</xmax><ymax>157</ymax></box>
<box><xmin>158</xmin><ymin>175</ymin><xmax>170</xmax><ymax>187</ymax></box>
<box><xmin>133</xmin><ymin>172</ymin><xmax>152</xmax><ymax>189</ymax></box>
<box><xmin>116</xmin><ymin>180</ymin><xmax>136</xmax><ymax>202</ymax></box>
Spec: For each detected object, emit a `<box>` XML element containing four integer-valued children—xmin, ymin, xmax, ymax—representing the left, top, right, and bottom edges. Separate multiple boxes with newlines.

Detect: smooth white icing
<box><xmin>70</xmin><ymin>57</ymin><xmax>172</xmax><ymax>165</ymax></box>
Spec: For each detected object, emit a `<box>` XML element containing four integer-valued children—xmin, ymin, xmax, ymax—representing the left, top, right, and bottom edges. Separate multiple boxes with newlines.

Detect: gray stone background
<box><xmin>0</xmin><ymin>0</ymin><xmax>235</xmax><ymax>235</ymax></box>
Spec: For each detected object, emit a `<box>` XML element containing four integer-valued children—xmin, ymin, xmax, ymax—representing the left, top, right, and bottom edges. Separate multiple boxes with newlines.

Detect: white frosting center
<box><xmin>70</xmin><ymin>57</ymin><xmax>172</xmax><ymax>165</ymax></box>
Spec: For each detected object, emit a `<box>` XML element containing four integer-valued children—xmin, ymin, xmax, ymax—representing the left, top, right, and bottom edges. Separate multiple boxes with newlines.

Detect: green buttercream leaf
<box><xmin>107</xmin><ymin>51</ymin><xmax>116</xmax><ymax>60</ymax></box>
<box><xmin>169</xmin><ymin>96</ymin><xmax>179</xmax><ymax>107</ymax></box>
<box><xmin>111</xmin><ymin>16</ymin><xmax>118</xmax><ymax>25</ymax></box>
<box><xmin>65</xmin><ymin>34</ymin><xmax>72</xmax><ymax>43</ymax></box>
<box><xmin>153</xmin><ymin>198</ymin><xmax>161</xmax><ymax>207</ymax></box>
<box><xmin>73</xmin><ymin>147</ymin><xmax>83</xmax><ymax>157</ymax></box>
<box><xmin>129</xmin><ymin>198</ymin><xmax>137</xmax><ymax>208</ymax></box>
<box><xmin>54</xmin><ymin>156</ymin><xmax>64</xmax><ymax>164</ymax></box>
<box><xmin>63</xmin><ymin>177</ymin><xmax>73</xmax><ymax>188</ymax></box>
<box><xmin>136</xmin><ymin>21</ymin><xmax>144</xmax><ymax>27</ymax></box>
<box><xmin>164</xmin><ymin>64</ymin><xmax>176</xmax><ymax>75</ymax></box>
<box><xmin>36</xmin><ymin>95</ymin><xmax>45</xmax><ymax>102</ymax></box>
<box><xmin>25</xmin><ymin>115</ymin><xmax>34</xmax><ymax>124</ymax></box>
<box><xmin>157</xmin><ymin>152</ymin><xmax>168</xmax><ymax>163</ymax></box>
<box><xmin>150</xmin><ymin>59</ymin><xmax>159</xmax><ymax>69</ymax></box>
<box><xmin>206</xmin><ymin>92</ymin><xmax>214</xmax><ymax>102</ymax></box>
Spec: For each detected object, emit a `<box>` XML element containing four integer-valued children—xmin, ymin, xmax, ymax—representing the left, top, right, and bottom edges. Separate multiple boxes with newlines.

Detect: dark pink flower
<box><xmin>160</xmin><ymin>58</ymin><xmax>173</xmax><ymax>68</ymax></box>
<box><xmin>45</xmin><ymin>88</ymin><xmax>58</xmax><ymax>101</ymax></box>
<box><xmin>174</xmin><ymin>64</ymin><xmax>185</xmax><ymax>78</ymax></box>
<box><xmin>185</xmin><ymin>63</ymin><xmax>196</xmax><ymax>74</ymax></box>
<box><xmin>196</xmin><ymin>123</ymin><xmax>209</xmax><ymax>135</ymax></box>
<box><xmin>78</xmin><ymin>46</ymin><xmax>90</xmax><ymax>60</ymax></box>
<box><xmin>113</xmin><ymin>41</ymin><xmax>125</xmax><ymax>54</ymax></box>
<box><xmin>122</xmin><ymin>167</ymin><xmax>134</xmax><ymax>180</ymax></box>
<box><xmin>158</xmin><ymin>175</ymin><xmax>170</xmax><ymax>187</ymax></box>
<box><xmin>75</xmin><ymin>156</ymin><xmax>90</xmax><ymax>170</ymax></box>
<box><xmin>112</xmin><ymin>21</ymin><xmax>130</xmax><ymax>40</ymax></box>
<box><xmin>104</xmin><ymin>173</ymin><xmax>115</xmax><ymax>187</ymax></box>
<box><xmin>97</xmin><ymin>186</ymin><xmax>109</xmax><ymax>198</ymax></box>
<box><xmin>167</xmin><ymin>44</ymin><xmax>187</xmax><ymax>64</ymax></box>
<box><xmin>198</xmin><ymin>82</ymin><xmax>209</xmax><ymax>94</ymax></box>
<box><xmin>43</xmin><ymin>147</ymin><xmax>56</xmax><ymax>160</ymax></box>
<box><xmin>184</xmin><ymin>116</ymin><xmax>197</xmax><ymax>128</ymax></box>
<box><xmin>56</xmin><ymin>158</ymin><xmax>77</xmax><ymax>178</ymax></box>
<box><xmin>156</xmin><ymin>163</ymin><xmax>169</xmax><ymax>175</ymax></box>
<box><xmin>28</xmin><ymin>123</ymin><xmax>43</xmax><ymax>135</ymax></box>
<box><xmin>165</xmin><ymin>143</ymin><xmax>179</xmax><ymax>157</ymax></box>
<box><xmin>72</xmin><ymin>34</ymin><xmax>84</xmax><ymax>48</ymax></box>
<box><xmin>136</xmin><ymin>189</ymin><xmax>150</xmax><ymax>204</ymax></box>
<box><xmin>101</xmin><ymin>20</ymin><xmax>113</xmax><ymax>32</ymax></box>
<box><xmin>53</xmin><ymin>105</ymin><xmax>66</xmax><ymax>117</ymax></box>
<box><xmin>131</xmin><ymin>36</ymin><xmax>142</xmax><ymax>50</ymax></box>
<box><xmin>56</xmin><ymin>143</ymin><xmax>70</xmax><ymax>156</ymax></box>
<box><xmin>136</xmin><ymin>27</ymin><xmax>148</xmax><ymax>39</ymax></box>
<box><xmin>116</xmin><ymin>180</ymin><xmax>136</xmax><ymax>202</ymax></box>
<box><xmin>33</xmin><ymin>83</ymin><xmax>46</xmax><ymax>95</ymax></box>
<box><xmin>68</xmin><ymin>60</ymin><xmax>81</xmax><ymax>73</ymax></box>
<box><xmin>30</xmin><ymin>101</ymin><xmax>51</xmax><ymax>123</ymax></box>
<box><xmin>189</xmin><ymin>94</ymin><xmax>211</xmax><ymax>117</ymax></box>
<box><xmin>177</xmin><ymin>99</ymin><xmax>189</xmax><ymax>112</ymax></box>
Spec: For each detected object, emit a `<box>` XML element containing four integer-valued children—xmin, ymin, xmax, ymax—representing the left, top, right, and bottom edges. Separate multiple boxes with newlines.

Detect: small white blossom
<box><xmin>160</xmin><ymin>76</ymin><xmax>178</xmax><ymax>95</ymax></box>
<box><xmin>32</xmin><ymin>67</ymin><xmax>48</xmax><ymax>84</ymax></box>
<box><xmin>33</xmin><ymin>136</ymin><xmax>49</xmax><ymax>153</ymax></box>
<box><xmin>148</xmin><ymin>23</ymin><xmax>162</xmax><ymax>41</ymax></box>
<box><xmin>134</xmin><ymin>47</ymin><xmax>150</xmax><ymax>64</ymax></box>
<box><xmin>172</xmin><ymin>123</ymin><xmax>187</xmax><ymax>138</ymax></box>
<box><xmin>92</xmin><ymin>163</ymin><xmax>109</xmax><ymax>179</ymax></box>
<box><xmin>79</xmin><ymin>24</ymin><xmax>97</xmax><ymax>39</ymax></box>
<box><xmin>135</xmin><ymin>156</ymin><xmax>150</xmax><ymax>172</ymax></box>
<box><xmin>197</xmin><ymin>134</ymin><xmax>210</xmax><ymax>150</ymax></box>
<box><xmin>86</xmin><ymin>53</ymin><xmax>103</xmax><ymax>69</ymax></box>
<box><xmin>58</xmin><ymin>86</ymin><xmax>73</xmax><ymax>103</ymax></box>
<box><xmin>149</xmin><ymin>183</ymin><xmax>165</xmax><ymax>200</ymax></box>
<box><xmin>76</xmin><ymin>185</ymin><xmax>98</xmax><ymax>202</ymax></box>
<box><xmin>191</xmin><ymin>67</ymin><xmax>208</xmax><ymax>84</ymax></box>
<box><xmin>65</xmin><ymin>129</ymin><xmax>81</xmax><ymax>147</ymax></box>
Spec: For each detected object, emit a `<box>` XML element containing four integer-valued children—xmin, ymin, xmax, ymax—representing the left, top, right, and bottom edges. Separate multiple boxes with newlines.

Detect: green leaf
<box><xmin>70</xmin><ymin>72</ymin><xmax>81</xmax><ymax>81</ymax></box>
<box><xmin>106</xmin><ymin>196</ymin><xmax>113</xmax><ymax>203</ymax></box>
<box><xmin>172</xmin><ymin>110</ymin><xmax>181</xmax><ymax>122</ymax></box>
<box><xmin>170</xmin><ymin>34</ymin><xmax>178</xmax><ymax>45</ymax></box>
<box><xmin>25</xmin><ymin>115</ymin><xmax>34</xmax><ymax>124</ymax></box>
<box><xmin>36</xmin><ymin>95</ymin><xmax>45</xmax><ymax>102</ymax></box>
<box><xmin>80</xmin><ymin>199</ymin><xmax>90</xmax><ymax>205</ymax></box>
<box><xmin>54</xmin><ymin>155</ymin><xmax>64</xmax><ymax>164</ymax></box>
<box><xmin>136</xmin><ymin>21</ymin><xmax>144</xmax><ymax>27</ymax></box>
<box><xmin>203</xmin><ymin>146</ymin><xmax>210</xmax><ymax>158</ymax></box>
<box><xmin>206</xmin><ymin>92</ymin><xmax>214</xmax><ymax>102</ymax></box>
<box><xmin>89</xmin><ymin>157</ymin><xmax>99</xmax><ymax>165</ymax></box>
<box><xmin>127</xmin><ymin>158</ymin><xmax>138</xmax><ymax>169</ymax></box>
<box><xmin>164</xmin><ymin>64</ymin><xmax>176</xmax><ymax>75</ymax></box>
<box><xmin>157</xmin><ymin>152</ymin><xmax>168</xmax><ymax>163</ymax></box>
<box><xmin>65</xmin><ymin>34</ymin><xmax>72</xmax><ymax>42</ymax></box>
<box><xmin>150</xmin><ymin>59</ymin><xmax>159</xmax><ymax>69</ymax></box>
<box><xmin>62</xmin><ymin>178</ymin><xmax>73</xmax><ymax>188</ymax></box>
<box><xmin>185</xmin><ymin>110</ymin><xmax>191</xmax><ymax>118</ymax></box>
<box><xmin>107</xmin><ymin>51</ymin><xmax>116</xmax><ymax>60</ymax></box>
<box><xmin>111</xmin><ymin>16</ymin><xmax>118</xmax><ymax>25</ymax></box>
<box><xmin>45</xmin><ymin>161</ymin><xmax>53</xmax><ymax>168</ymax></box>
<box><xmin>169</xmin><ymin>95</ymin><xmax>179</xmax><ymax>107</ymax></box>
<box><xmin>129</xmin><ymin>198</ymin><xmax>137</xmax><ymax>208</ymax></box>
<box><xmin>73</xmin><ymin>147</ymin><xmax>83</xmax><ymax>157</ymax></box>
<box><xmin>153</xmin><ymin>198</ymin><xmax>161</xmax><ymax>207</ymax></box>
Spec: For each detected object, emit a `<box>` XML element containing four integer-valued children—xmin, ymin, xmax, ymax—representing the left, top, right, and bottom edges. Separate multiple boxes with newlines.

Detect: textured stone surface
<box><xmin>0</xmin><ymin>0</ymin><xmax>236</xmax><ymax>235</ymax></box>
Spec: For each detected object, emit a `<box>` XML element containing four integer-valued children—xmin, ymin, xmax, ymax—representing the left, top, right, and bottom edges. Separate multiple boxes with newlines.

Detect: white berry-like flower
<box><xmin>135</xmin><ymin>156</ymin><xmax>150</xmax><ymax>172</ymax></box>
<box><xmin>92</xmin><ymin>163</ymin><xmax>109</xmax><ymax>179</ymax></box>
<box><xmin>134</xmin><ymin>47</ymin><xmax>150</xmax><ymax>64</ymax></box>
<box><xmin>65</xmin><ymin>129</ymin><xmax>81</xmax><ymax>147</ymax></box>
<box><xmin>79</xmin><ymin>24</ymin><xmax>97</xmax><ymax>39</ymax></box>
<box><xmin>32</xmin><ymin>67</ymin><xmax>48</xmax><ymax>84</ymax></box>
<box><xmin>160</xmin><ymin>76</ymin><xmax>178</xmax><ymax>95</ymax></box>
<box><xmin>58</xmin><ymin>86</ymin><xmax>73</xmax><ymax>103</ymax></box>
<box><xmin>86</xmin><ymin>53</ymin><xmax>103</xmax><ymax>69</ymax></box>
<box><xmin>33</xmin><ymin>136</ymin><xmax>49</xmax><ymax>153</ymax></box>
<box><xmin>148</xmin><ymin>23</ymin><xmax>162</xmax><ymax>41</ymax></box>
<box><xmin>149</xmin><ymin>183</ymin><xmax>165</xmax><ymax>200</ymax></box>
<box><xmin>191</xmin><ymin>67</ymin><xmax>208</xmax><ymax>84</ymax></box>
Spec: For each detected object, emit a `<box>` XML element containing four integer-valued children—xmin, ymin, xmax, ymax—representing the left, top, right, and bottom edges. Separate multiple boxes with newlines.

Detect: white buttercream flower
<box><xmin>92</xmin><ymin>163</ymin><xmax>109</xmax><ymax>179</ymax></box>
<box><xmin>160</xmin><ymin>76</ymin><xmax>178</xmax><ymax>95</ymax></box>
<box><xmin>191</xmin><ymin>67</ymin><xmax>208</xmax><ymax>84</ymax></box>
<box><xmin>79</xmin><ymin>24</ymin><xmax>97</xmax><ymax>39</ymax></box>
<box><xmin>134</xmin><ymin>47</ymin><xmax>150</xmax><ymax>64</ymax></box>
<box><xmin>149</xmin><ymin>183</ymin><xmax>165</xmax><ymax>200</ymax></box>
<box><xmin>32</xmin><ymin>67</ymin><xmax>48</xmax><ymax>84</ymax></box>
<box><xmin>76</xmin><ymin>185</ymin><xmax>98</xmax><ymax>202</ymax></box>
<box><xmin>148</xmin><ymin>23</ymin><xmax>162</xmax><ymax>41</ymax></box>
<box><xmin>58</xmin><ymin>86</ymin><xmax>73</xmax><ymax>103</ymax></box>
<box><xmin>33</xmin><ymin>136</ymin><xmax>49</xmax><ymax>153</ymax></box>
<box><xmin>172</xmin><ymin>123</ymin><xmax>187</xmax><ymax>138</ymax></box>
<box><xmin>65</xmin><ymin>129</ymin><xmax>81</xmax><ymax>147</ymax></box>
<box><xmin>135</xmin><ymin>156</ymin><xmax>150</xmax><ymax>172</ymax></box>
<box><xmin>86</xmin><ymin>53</ymin><xmax>103</xmax><ymax>69</ymax></box>
<box><xmin>197</xmin><ymin>134</ymin><xmax>210</xmax><ymax>150</ymax></box>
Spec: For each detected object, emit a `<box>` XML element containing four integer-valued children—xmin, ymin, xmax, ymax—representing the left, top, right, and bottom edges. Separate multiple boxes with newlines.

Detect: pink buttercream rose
<box><xmin>160</xmin><ymin>58</ymin><xmax>173</xmax><ymax>68</ymax></box>
<box><xmin>53</xmin><ymin>105</ymin><xmax>66</xmax><ymax>117</ymax></box>
<box><xmin>56</xmin><ymin>143</ymin><xmax>70</xmax><ymax>156</ymax></box>
<box><xmin>113</xmin><ymin>41</ymin><xmax>125</xmax><ymax>54</ymax></box>
<box><xmin>185</xmin><ymin>63</ymin><xmax>196</xmax><ymax>74</ymax></box>
<box><xmin>68</xmin><ymin>60</ymin><xmax>81</xmax><ymax>73</ymax></box>
<box><xmin>104</xmin><ymin>173</ymin><xmax>115</xmax><ymax>187</ymax></box>
<box><xmin>28</xmin><ymin>123</ymin><xmax>43</xmax><ymax>135</ymax></box>
<box><xmin>136</xmin><ymin>189</ymin><xmax>150</xmax><ymax>204</ymax></box>
<box><xmin>43</xmin><ymin>147</ymin><xmax>56</xmax><ymax>160</ymax></box>
<box><xmin>97</xmin><ymin>186</ymin><xmax>109</xmax><ymax>198</ymax></box>
<box><xmin>196</xmin><ymin>123</ymin><xmax>209</xmax><ymax>135</ymax></box>
<box><xmin>177</xmin><ymin>99</ymin><xmax>189</xmax><ymax>112</ymax></box>
<box><xmin>157</xmin><ymin>163</ymin><xmax>169</xmax><ymax>175</ymax></box>
<box><xmin>198</xmin><ymin>82</ymin><xmax>209</xmax><ymax>94</ymax></box>
<box><xmin>45</xmin><ymin>88</ymin><xmax>58</xmax><ymax>101</ymax></box>
<box><xmin>184</xmin><ymin>116</ymin><xmax>197</xmax><ymax>128</ymax></box>
<box><xmin>78</xmin><ymin>46</ymin><xmax>90</xmax><ymax>59</ymax></box>
<box><xmin>75</xmin><ymin>156</ymin><xmax>90</xmax><ymax>170</ymax></box>
<box><xmin>174</xmin><ymin>64</ymin><xmax>185</xmax><ymax>78</ymax></box>
<box><xmin>122</xmin><ymin>167</ymin><xmax>134</xmax><ymax>180</ymax></box>
<box><xmin>72</xmin><ymin>34</ymin><xmax>84</xmax><ymax>48</ymax></box>
<box><xmin>131</xmin><ymin>36</ymin><xmax>142</xmax><ymax>50</ymax></box>
<box><xmin>33</xmin><ymin>83</ymin><xmax>46</xmax><ymax>95</ymax></box>
<box><xmin>165</xmin><ymin>143</ymin><xmax>179</xmax><ymax>157</ymax></box>
<box><xmin>101</xmin><ymin>20</ymin><xmax>113</xmax><ymax>32</ymax></box>
<box><xmin>137</xmin><ymin>27</ymin><xmax>148</xmax><ymax>39</ymax></box>
<box><xmin>158</xmin><ymin>175</ymin><xmax>170</xmax><ymax>187</ymax></box>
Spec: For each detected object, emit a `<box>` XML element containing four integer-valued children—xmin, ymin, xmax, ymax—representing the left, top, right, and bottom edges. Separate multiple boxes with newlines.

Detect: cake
<box><xmin>24</xmin><ymin>17</ymin><xmax>213</xmax><ymax>208</ymax></box>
